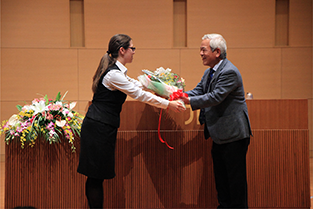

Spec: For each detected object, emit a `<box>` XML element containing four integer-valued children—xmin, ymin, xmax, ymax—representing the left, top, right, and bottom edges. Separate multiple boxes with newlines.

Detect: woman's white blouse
<box><xmin>102</xmin><ymin>61</ymin><xmax>169</xmax><ymax>109</ymax></box>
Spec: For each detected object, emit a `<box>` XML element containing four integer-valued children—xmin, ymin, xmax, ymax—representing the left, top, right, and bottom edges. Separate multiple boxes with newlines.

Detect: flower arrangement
<box><xmin>0</xmin><ymin>92</ymin><xmax>84</xmax><ymax>152</ymax></box>
<box><xmin>138</xmin><ymin>67</ymin><xmax>186</xmax><ymax>98</ymax></box>
<box><xmin>138</xmin><ymin>67</ymin><xmax>188</xmax><ymax>149</ymax></box>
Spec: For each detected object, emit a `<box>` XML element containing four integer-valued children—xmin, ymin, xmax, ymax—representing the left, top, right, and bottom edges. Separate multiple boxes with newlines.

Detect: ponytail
<box><xmin>92</xmin><ymin>53</ymin><xmax>116</xmax><ymax>93</ymax></box>
<box><xmin>91</xmin><ymin>34</ymin><xmax>131</xmax><ymax>94</ymax></box>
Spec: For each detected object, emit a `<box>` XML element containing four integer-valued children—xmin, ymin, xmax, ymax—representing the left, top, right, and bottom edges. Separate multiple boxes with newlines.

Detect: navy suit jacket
<box><xmin>186</xmin><ymin>59</ymin><xmax>252</xmax><ymax>144</ymax></box>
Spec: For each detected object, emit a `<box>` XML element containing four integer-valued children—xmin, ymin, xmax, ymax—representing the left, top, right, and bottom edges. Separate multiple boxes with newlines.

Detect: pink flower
<box><xmin>32</xmin><ymin>98</ymin><xmax>40</xmax><ymax>104</ymax></box>
<box><xmin>48</xmin><ymin>104</ymin><xmax>62</xmax><ymax>111</ymax></box>
<box><xmin>46</xmin><ymin>113</ymin><xmax>54</xmax><ymax>120</ymax></box>
<box><xmin>46</xmin><ymin>122</ymin><xmax>55</xmax><ymax>130</ymax></box>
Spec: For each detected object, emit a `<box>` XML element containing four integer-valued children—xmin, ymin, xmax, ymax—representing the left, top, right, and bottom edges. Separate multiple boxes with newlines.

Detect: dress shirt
<box><xmin>211</xmin><ymin>59</ymin><xmax>223</xmax><ymax>74</ymax></box>
<box><xmin>102</xmin><ymin>61</ymin><xmax>169</xmax><ymax>109</ymax></box>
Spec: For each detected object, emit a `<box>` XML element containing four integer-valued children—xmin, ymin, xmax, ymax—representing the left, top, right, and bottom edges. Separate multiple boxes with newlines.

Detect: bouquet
<box><xmin>138</xmin><ymin>67</ymin><xmax>187</xmax><ymax>149</ymax></box>
<box><xmin>0</xmin><ymin>92</ymin><xmax>84</xmax><ymax>152</ymax></box>
<box><xmin>138</xmin><ymin>67</ymin><xmax>186</xmax><ymax>99</ymax></box>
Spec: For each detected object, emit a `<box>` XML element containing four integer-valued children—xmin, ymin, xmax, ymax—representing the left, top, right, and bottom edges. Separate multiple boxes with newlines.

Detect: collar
<box><xmin>115</xmin><ymin>60</ymin><xmax>128</xmax><ymax>75</ymax></box>
<box><xmin>212</xmin><ymin>59</ymin><xmax>224</xmax><ymax>71</ymax></box>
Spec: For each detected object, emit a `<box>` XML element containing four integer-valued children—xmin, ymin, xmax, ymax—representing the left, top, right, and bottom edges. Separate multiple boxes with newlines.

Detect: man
<box><xmin>181</xmin><ymin>33</ymin><xmax>252</xmax><ymax>208</ymax></box>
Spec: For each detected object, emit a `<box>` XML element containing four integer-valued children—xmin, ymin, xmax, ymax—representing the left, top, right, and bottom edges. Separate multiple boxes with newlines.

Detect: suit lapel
<box><xmin>208</xmin><ymin>59</ymin><xmax>228</xmax><ymax>91</ymax></box>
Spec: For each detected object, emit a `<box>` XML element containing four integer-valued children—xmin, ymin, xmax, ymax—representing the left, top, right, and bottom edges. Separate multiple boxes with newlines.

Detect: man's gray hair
<box><xmin>202</xmin><ymin>34</ymin><xmax>227</xmax><ymax>59</ymax></box>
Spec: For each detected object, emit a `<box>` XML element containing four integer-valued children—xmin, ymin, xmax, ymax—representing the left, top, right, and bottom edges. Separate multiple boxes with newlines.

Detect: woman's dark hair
<box><xmin>92</xmin><ymin>34</ymin><xmax>131</xmax><ymax>93</ymax></box>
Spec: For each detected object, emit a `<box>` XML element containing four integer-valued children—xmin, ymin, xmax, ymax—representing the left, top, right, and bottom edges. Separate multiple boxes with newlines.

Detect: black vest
<box><xmin>85</xmin><ymin>65</ymin><xmax>127</xmax><ymax>128</ymax></box>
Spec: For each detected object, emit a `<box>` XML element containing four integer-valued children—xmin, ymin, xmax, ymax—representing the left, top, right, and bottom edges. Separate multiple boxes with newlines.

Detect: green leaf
<box><xmin>16</xmin><ymin>105</ymin><xmax>23</xmax><ymax>112</ymax></box>
<box><xmin>55</xmin><ymin>92</ymin><xmax>61</xmax><ymax>101</ymax></box>
<box><xmin>44</xmin><ymin>95</ymin><xmax>49</xmax><ymax>105</ymax></box>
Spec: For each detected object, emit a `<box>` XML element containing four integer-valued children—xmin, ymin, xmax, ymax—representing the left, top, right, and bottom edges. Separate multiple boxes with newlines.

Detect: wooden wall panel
<box><xmin>0</xmin><ymin>0</ymin><xmax>2</xmax><ymax>158</ymax></box>
<box><xmin>309</xmin><ymin>99</ymin><xmax>313</xmax><ymax>156</ymax></box>
<box><xmin>246</xmin><ymin>99</ymin><xmax>308</xmax><ymax>129</ymax></box>
<box><xmin>70</xmin><ymin>0</ymin><xmax>85</xmax><ymax>47</ymax></box>
<box><xmin>1</xmin><ymin>0</ymin><xmax>70</xmax><ymax>48</ymax></box>
<box><xmin>118</xmin><ymin>100</ymin><xmax>308</xmax><ymax>131</ymax></box>
<box><xmin>275</xmin><ymin>0</ymin><xmax>289</xmax><ymax>46</ymax></box>
<box><xmin>126</xmin><ymin>49</ymin><xmax>181</xmax><ymax>78</ymax></box>
<box><xmin>228</xmin><ymin>48</ymin><xmax>283</xmax><ymax>99</ymax></box>
<box><xmin>180</xmin><ymin>49</ymin><xmax>208</xmax><ymax>91</ymax></box>
<box><xmin>289</xmin><ymin>0</ymin><xmax>313</xmax><ymax>46</ymax></box>
<box><xmin>187</xmin><ymin>0</ymin><xmax>275</xmax><ymax>48</ymax></box>
<box><xmin>5</xmin><ymin>139</ymin><xmax>87</xmax><ymax>209</ymax></box>
<box><xmin>77</xmin><ymin>49</ymin><xmax>104</xmax><ymax>100</ymax></box>
<box><xmin>4</xmin><ymin>130</ymin><xmax>309</xmax><ymax>209</ymax></box>
<box><xmin>1</xmin><ymin>49</ymin><xmax>79</xmax><ymax>101</ymax></box>
<box><xmin>247</xmin><ymin>130</ymin><xmax>310</xmax><ymax>208</ymax></box>
<box><xmin>84</xmin><ymin>0</ymin><xmax>173</xmax><ymax>48</ymax></box>
<box><xmin>173</xmin><ymin>0</ymin><xmax>187</xmax><ymax>47</ymax></box>
<box><xmin>281</xmin><ymin>47</ymin><xmax>312</xmax><ymax>98</ymax></box>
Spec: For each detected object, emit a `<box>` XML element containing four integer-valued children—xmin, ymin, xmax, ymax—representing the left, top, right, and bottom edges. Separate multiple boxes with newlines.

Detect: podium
<box><xmin>5</xmin><ymin>99</ymin><xmax>310</xmax><ymax>208</ymax></box>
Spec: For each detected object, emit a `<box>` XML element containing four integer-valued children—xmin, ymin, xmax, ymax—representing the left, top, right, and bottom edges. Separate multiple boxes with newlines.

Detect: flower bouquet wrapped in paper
<box><xmin>138</xmin><ymin>67</ymin><xmax>186</xmax><ymax>99</ymax></box>
<box><xmin>0</xmin><ymin>92</ymin><xmax>84</xmax><ymax>152</ymax></box>
<box><xmin>138</xmin><ymin>67</ymin><xmax>187</xmax><ymax>149</ymax></box>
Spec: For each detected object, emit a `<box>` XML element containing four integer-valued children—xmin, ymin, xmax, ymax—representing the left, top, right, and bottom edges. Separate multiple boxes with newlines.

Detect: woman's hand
<box><xmin>168</xmin><ymin>100</ymin><xmax>186</xmax><ymax>113</ymax></box>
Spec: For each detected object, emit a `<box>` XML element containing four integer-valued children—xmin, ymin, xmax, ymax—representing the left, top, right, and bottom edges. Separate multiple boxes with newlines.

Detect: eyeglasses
<box><xmin>129</xmin><ymin>47</ymin><xmax>136</xmax><ymax>52</ymax></box>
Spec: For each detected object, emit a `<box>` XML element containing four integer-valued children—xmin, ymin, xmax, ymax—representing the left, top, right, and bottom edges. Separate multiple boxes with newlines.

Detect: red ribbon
<box><xmin>158</xmin><ymin>109</ymin><xmax>174</xmax><ymax>149</ymax></box>
<box><xmin>169</xmin><ymin>89</ymin><xmax>188</xmax><ymax>101</ymax></box>
<box><xmin>157</xmin><ymin>89</ymin><xmax>187</xmax><ymax>149</ymax></box>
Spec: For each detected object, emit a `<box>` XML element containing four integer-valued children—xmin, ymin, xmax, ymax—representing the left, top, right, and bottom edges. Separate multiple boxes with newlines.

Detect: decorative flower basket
<box><xmin>0</xmin><ymin>92</ymin><xmax>84</xmax><ymax>152</ymax></box>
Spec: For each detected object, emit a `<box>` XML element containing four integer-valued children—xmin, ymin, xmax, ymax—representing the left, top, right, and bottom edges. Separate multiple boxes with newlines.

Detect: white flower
<box><xmin>69</xmin><ymin>102</ymin><xmax>76</xmax><ymax>110</ymax></box>
<box><xmin>62</xmin><ymin>108</ymin><xmax>74</xmax><ymax>118</ymax></box>
<box><xmin>62</xmin><ymin>108</ymin><xmax>70</xmax><ymax>115</ymax></box>
<box><xmin>22</xmin><ymin>105</ymin><xmax>33</xmax><ymax>112</ymax></box>
<box><xmin>31</xmin><ymin>100</ymin><xmax>47</xmax><ymax>115</ymax></box>
<box><xmin>49</xmin><ymin>130</ymin><xmax>56</xmax><ymax>137</ymax></box>
<box><xmin>165</xmin><ymin>68</ymin><xmax>172</xmax><ymax>73</ymax></box>
<box><xmin>155</xmin><ymin>67</ymin><xmax>172</xmax><ymax>75</ymax></box>
<box><xmin>155</xmin><ymin>67</ymin><xmax>166</xmax><ymax>74</ymax></box>
<box><xmin>56</xmin><ymin>120</ymin><xmax>66</xmax><ymax>127</ymax></box>
<box><xmin>55</xmin><ymin>101</ymin><xmax>63</xmax><ymax>106</ymax></box>
<box><xmin>8</xmin><ymin>114</ymin><xmax>19</xmax><ymax>126</ymax></box>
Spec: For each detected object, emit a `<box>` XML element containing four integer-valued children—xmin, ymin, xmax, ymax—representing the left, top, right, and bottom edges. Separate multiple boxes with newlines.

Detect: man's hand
<box><xmin>180</xmin><ymin>96</ymin><xmax>190</xmax><ymax>105</ymax></box>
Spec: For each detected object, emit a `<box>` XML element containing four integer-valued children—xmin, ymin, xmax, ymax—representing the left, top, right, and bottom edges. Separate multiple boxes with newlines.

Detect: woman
<box><xmin>77</xmin><ymin>34</ymin><xmax>185</xmax><ymax>208</ymax></box>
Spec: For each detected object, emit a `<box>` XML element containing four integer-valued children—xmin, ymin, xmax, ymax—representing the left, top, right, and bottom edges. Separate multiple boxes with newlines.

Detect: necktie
<box><xmin>205</xmin><ymin>68</ymin><xmax>215</xmax><ymax>92</ymax></box>
<box><xmin>199</xmin><ymin>68</ymin><xmax>214</xmax><ymax>125</ymax></box>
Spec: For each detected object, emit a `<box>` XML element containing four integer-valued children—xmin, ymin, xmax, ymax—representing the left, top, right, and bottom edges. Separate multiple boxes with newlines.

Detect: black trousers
<box><xmin>212</xmin><ymin>138</ymin><xmax>250</xmax><ymax>208</ymax></box>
